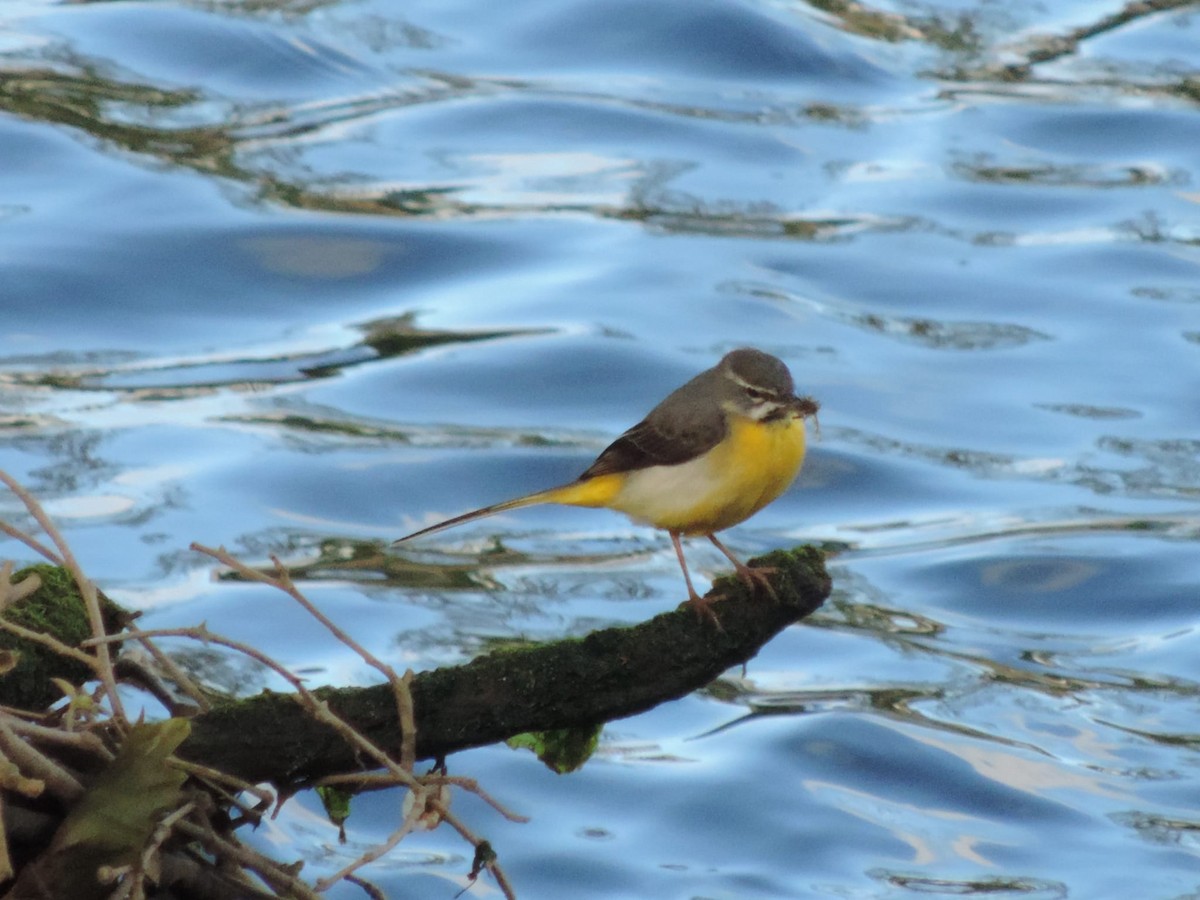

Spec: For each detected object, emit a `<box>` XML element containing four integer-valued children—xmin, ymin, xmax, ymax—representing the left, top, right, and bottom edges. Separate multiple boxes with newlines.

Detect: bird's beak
<box><xmin>790</xmin><ymin>394</ymin><xmax>821</xmax><ymax>436</ymax></box>
<box><xmin>790</xmin><ymin>395</ymin><xmax>820</xmax><ymax>419</ymax></box>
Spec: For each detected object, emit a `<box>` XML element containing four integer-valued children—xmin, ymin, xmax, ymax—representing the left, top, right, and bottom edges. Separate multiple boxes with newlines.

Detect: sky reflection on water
<box><xmin>1</xmin><ymin>0</ymin><xmax>1199</xmax><ymax>896</ymax></box>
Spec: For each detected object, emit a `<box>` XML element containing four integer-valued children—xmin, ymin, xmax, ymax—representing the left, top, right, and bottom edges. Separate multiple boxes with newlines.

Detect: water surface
<box><xmin>2</xmin><ymin>0</ymin><xmax>1199</xmax><ymax>896</ymax></box>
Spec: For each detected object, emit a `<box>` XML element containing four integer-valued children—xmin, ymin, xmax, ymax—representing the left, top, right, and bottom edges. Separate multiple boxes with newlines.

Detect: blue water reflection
<box><xmin>2</xmin><ymin>0</ymin><xmax>1198</xmax><ymax>895</ymax></box>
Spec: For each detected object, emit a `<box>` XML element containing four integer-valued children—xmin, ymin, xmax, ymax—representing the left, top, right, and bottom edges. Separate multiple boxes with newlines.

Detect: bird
<box><xmin>393</xmin><ymin>348</ymin><xmax>820</xmax><ymax>618</ymax></box>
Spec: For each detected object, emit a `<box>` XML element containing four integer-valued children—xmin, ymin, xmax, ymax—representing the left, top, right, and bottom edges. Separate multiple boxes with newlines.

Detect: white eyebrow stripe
<box><xmin>726</xmin><ymin>371</ymin><xmax>786</xmax><ymax>396</ymax></box>
<box><xmin>725</xmin><ymin>371</ymin><xmax>759</xmax><ymax>391</ymax></box>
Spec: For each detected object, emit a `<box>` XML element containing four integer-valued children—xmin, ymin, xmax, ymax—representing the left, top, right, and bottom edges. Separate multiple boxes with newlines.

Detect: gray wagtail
<box><xmin>393</xmin><ymin>348</ymin><xmax>820</xmax><ymax>616</ymax></box>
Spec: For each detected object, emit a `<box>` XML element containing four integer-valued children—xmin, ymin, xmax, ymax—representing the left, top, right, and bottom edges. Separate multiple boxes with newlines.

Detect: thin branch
<box><xmin>313</xmin><ymin>815</ymin><xmax>421</xmax><ymax>892</ymax></box>
<box><xmin>436</xmin><ymin>804</ymin><xmax>517</xmax><ymax>900</ymax></box>
<box><xmin>313</xmin><ymin>771</ymin><xmax>400</xmax><ymax>790</ymax></box>
<box><xmin>430</xmin><ymin>774</ymin><xmax>529</xmax><ymax>824</ymax></box>
<box><xmin>0</xmin><ymin>616</ymin><xmax>101</xmax><ymax>671</ymax></box>
<box><xmin>191</xmin><ymin>544</ymin><xmax>395</xmax><ymax>680</ymax></box>
<box><xmin>175</xmin><ymin>818</ymin><xmax>324</xmax><ymax>900</ymax></box>
<box><xmin>344</xmin><ymin>874</ymin><xmax>387</xmax><ymax>900</ymax></box>
<box><xmin>85</xmin><ymin>625</ymin><xmax>422</xmax><ymax>792</ymax></box>
<box><xmin>4</xmin><ymin>716</ymin><xmax>114</xmax><ymax>762</ymax></box>
<box><xmin>0</xmin><ymin>751</ymin><xmax>45</xmax><ymax>799</ymax></box>
<box><xmin>193</xmin><ymin>545</ymin><xmax>425</xmax><ymax>777</ymax></box>
<box><xmin>0</xmin><ymin>469</ymin><xmax>126</xmax><ymax>724</ymax></box>
<box><xmin>0</xmin><ymin>562</ymin><xmax>42</xmax><ymax>612</ymax></box>
<box><xmin>397</xmin><ymin>669</ymin><xmax>416</xmax><ymax>774</ymax></box>
<box><xmin>0</xmin><ymin>791</ymin><xmax>12</xmax><ymax>884</ymax></box>
<box><xmin>171</xmin><ymin>758</ymin><xmax>275</xmax><ymax>818</ymax></box>
<box><xmin>0</xmin><ymin>518</ymin><xmax>63</xmax><ymax>567</ymax></box>
<box><xmin>0</xmin><ymin>476</ymin><xmax>524</xmax><ymax>897</ymax></box>
<box><xmin>315</xmin><ymin>769</ymin><xmax>528</xmax><ymax>824</ymax></box>
<box><xmin>0</xmin><ymin>715</ymin><xmax>83</xmax><ymax>802</ymax></box>
<box><xmin>124</xmin><ymin>627</ymin><xmax>213</xmax><ymax>712</ymax></box>
<box><xmin>127</xmin><ymin>800</ymin><xmax>196</xmax><ymax>900</ymax></box>
<box><xmin>89</xmin><ymin>613</ymin><xmax>525</xmax><ymax>892</ymax></box>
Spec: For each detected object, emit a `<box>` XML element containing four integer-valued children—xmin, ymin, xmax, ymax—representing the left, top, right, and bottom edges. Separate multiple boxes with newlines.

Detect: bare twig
<box><xmin>123</xmin><ymin>627</ymin><xmax>213</xmax><ymax>713</ymax></box>
<box><xmin>175</xmin><ymin>818</ymin><xmax>323</xmax><ymax>900</ymax></box>
<box><xmin>0</xmin><ymin>518</ymin><xmax>62</xmax><ymax>567</ymax></box>
<box><xmin>429</xmin><ymin>774</ymin><xmax>529</xmax><ymax>824</ymax></box>
<box><xmin>0</xmin><ymin>790</ymin><xmax>12</xmax><ymax>884</ymax></box>
<box><xmin>0</xmin><ymin>752</ymin><xmax>45</xmax><ymax>799</ymax></box>
<box><xmin>171</xmin><ymin>757</ymin><xmax>274</xmax><ymax>820</ymax></box>
<box><xmin>4</xmin><ymin>715</ymin><xmax>114</xmax><ymax>762</ymax></box>
<box><xmin>193</xmin><ymin>546</ymin><xmax>423</xmax><ymax>769</ymax></box>
<box><xmin>192</xmin><ymin>545</ymin><xmax>397</xmax><ymax>680</ymax></box>
<box><xmin>397</xmin><ymin>669</ymin><xmax>416</xmax><ymax>774</ymax></box>
<box><xmin>192</xmin><ymin>547</ymin><xmax>426</xmax><ymax>762</ymax></box>
<box><xmin>0</xmin><ymin>469</ymin><xmax>126</xmax><ymax>724</ymax></box>
<box><xmin>105</xmin><ymin>800</ymin><xmax>200</xmax><ymax>900</ymax></box>
<box><xmin>85</xmin><ymin>625</ymin><xmax>422</xmax><ymax>793</ymax></box>
<box><xmin>96</xmin><ymin>559</ymin><xmax>524</xmax><ymax>894</ymax></box>
<box><xmin>0</xmin><ymin>474</ymin><xmax>508</xmax><ymax>898</ymax></box>
<box><xmin>0</xmin><ymin>562</ymin><xmax>41</xmax><ymax>612</ymax></box>
<box><xmin>191</xmin><ymin>548</ymin><xmax>525</xmax><ymax>892</ymax></box>
<box><xmin>0</xmin><ymin>616</ymin><xmax>100</xmax><ymax>671</ymax></box>
<box><xmin>344</xmin><ymin>874</ymin><xmax>387</xmax><ymax>900</ymax></box>
<box><xmin>313</xmin><ymin>815</ymin><xmax>422</xmax><ymax>891</ymax></box>
<box><xmin>312</xmin><ymin>771</ymin><xmax>399</xmax><ymax>791</ymax></box>
<box><xmin>436</xmin><ymin>804</ymin><xmax>518</xmax><ymax>900</ymax></box>
<box><xmin>315</xmin><ymin>769</ymin><xmax>527</xmax><ymax>824</ymax></box>
<box><xmin>0</xmin><ymin>715</ymin><xmax>83</xmax><ymax>802</ymax></box>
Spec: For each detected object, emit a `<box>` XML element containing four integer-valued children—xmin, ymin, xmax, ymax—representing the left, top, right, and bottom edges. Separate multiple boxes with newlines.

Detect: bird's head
<box><xmin>718</xmin><ymin>348</ymin><xmax>821</xmax><ymax>424</ymax></box>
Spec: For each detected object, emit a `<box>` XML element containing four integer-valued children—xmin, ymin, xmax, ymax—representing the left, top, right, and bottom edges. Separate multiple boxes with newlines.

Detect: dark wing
<box><xmin>578</xmin><ymin>370</ymin><xmax>727</xmax><ymax>479</ymax></box>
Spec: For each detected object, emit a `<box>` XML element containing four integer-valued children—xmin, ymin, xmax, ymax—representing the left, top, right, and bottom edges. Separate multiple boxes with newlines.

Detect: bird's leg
<box><xmin>708</xmin><ymin>534</ymin><xmax>778</xmax><ymax>601</ymax></box>
<box><xmin>670</xmin><ymin>532</ymin><xmax>722</xmax><ymax>627</ymax></box>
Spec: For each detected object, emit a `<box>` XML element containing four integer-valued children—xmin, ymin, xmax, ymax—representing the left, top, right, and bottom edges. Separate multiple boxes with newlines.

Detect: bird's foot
<box><xmin>730</xmin><ymin>561</ymin><xmax>779</xmax><ymax>602</ymax></box>
<box><xmin>683</xmin><ymin>591</ymin><xmax>726</xmax><ymax>631</ymax></box>
<box><xmin>706</xmin><ymin>535</ymin><xmax>779</xmax><ymax>602</ymax></box>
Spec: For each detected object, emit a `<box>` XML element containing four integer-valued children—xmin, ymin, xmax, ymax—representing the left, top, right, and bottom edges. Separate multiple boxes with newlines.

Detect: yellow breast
<box><xmin>605</xmin><ymin>413</ymin><xmax>807</xmax><ymax>535</ymax></box>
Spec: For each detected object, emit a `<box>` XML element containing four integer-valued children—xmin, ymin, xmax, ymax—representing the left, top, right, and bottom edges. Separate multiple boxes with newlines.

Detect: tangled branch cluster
<box><xmin>0</xmin><ymin>468</ymin><xmax>520</xmax><ymax>899</ymax></box>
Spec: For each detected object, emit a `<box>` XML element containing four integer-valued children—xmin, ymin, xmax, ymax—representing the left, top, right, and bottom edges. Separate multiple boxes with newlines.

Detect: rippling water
<box><xmin>2</xmin><ymin>0</ymin><xmax>1199</xmax><ymax>896</ymax></box>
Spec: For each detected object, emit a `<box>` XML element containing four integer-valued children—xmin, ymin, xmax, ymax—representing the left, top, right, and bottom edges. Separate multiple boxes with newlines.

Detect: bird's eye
<box><xmin>745</xmin><ymin>387</ymin><xmax>770</xmax><ymax>403</ymax></box>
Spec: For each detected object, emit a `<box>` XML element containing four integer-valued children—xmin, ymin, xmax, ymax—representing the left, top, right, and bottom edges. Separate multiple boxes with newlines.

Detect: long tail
<box><xmin>392</xmin><ymin>473</ymin><xmax>624</xmax><ymax>545</ymax></box>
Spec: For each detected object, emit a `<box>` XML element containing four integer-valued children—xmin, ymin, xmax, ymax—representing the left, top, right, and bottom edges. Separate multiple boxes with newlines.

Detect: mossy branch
<box><xmin>179</xmin><ymin>547</ymin><xmax>831</xmax><ymax>785</ymax></box>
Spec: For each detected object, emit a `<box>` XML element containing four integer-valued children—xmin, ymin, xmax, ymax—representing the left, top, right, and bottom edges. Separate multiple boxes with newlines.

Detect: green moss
<box><xmin>507</xmin><ymin>723</ymin><xmax>602</xmax><ymax>773</ymax></box>
<box><xmin>0</xmin><ymin>564</ymin><xmax>128</xmax><ymax>711</ymax></box>
<box><xmin>316</xmin><ymin>784</ymin><xmax>352</xmax><ymax>831</ymax></box>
